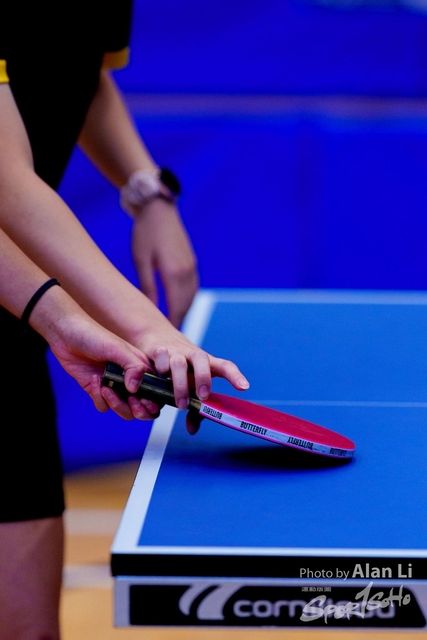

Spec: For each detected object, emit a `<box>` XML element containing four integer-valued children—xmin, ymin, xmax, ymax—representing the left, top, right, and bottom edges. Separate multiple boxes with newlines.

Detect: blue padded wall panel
<box><xmin>117</xmin><ymin>0</ymin><xmax>427</xmax><ymax>96</ymax></box>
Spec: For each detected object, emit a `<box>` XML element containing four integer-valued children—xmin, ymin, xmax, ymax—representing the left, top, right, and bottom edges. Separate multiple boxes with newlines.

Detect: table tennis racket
<box><xmin>102</xmin><ymin>363</ymin><xmax>355</xmax><ymax>459</ymax></box>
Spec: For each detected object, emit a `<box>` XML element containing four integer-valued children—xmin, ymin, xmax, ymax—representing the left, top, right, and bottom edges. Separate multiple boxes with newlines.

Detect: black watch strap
<box><xmin>160</xmin><ymin>168</ymin><xmax>181</xmax><ymax>197</ymax></box>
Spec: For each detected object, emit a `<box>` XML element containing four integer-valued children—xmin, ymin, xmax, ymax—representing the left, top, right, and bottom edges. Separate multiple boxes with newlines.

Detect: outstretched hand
<box><xmin>134</xmin><ymin>316</ymin><xmax>250</xmax><ymax>417</ymax></box>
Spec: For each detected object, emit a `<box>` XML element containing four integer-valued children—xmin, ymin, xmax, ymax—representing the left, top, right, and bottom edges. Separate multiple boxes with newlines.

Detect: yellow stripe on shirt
<box><xmin>102</xmin><ymin>47</ymin><xmax>130</xmax><ymax>70</ymax></box>
<box><xmin>0</xmin><ymin>60</ymin><xmax>9</xmax><ymax>83</ymax></box>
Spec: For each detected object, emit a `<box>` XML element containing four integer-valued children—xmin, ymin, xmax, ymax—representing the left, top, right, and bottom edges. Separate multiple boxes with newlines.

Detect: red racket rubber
<box><xmin>102</xmin><ymin>363</ymin><xmax>355</xmax><ymax>459</ymax></box>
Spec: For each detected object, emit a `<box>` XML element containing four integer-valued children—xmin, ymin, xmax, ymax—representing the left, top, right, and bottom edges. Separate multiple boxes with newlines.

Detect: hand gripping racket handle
<box><xmin>101</xmin><ymin>362</ymin><xmax>202</xmax><ymax>410</ymax></box>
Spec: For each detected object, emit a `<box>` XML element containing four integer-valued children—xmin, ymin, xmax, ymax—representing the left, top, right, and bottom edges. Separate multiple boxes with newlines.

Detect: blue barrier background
<box><xmin>119</xmin><ymin>0</ymin><xmax>427</xmax><ymax>96</ymax></box>
<box><xmin>55</xmin><ymin>0</ymin><xmax>427</xmax><ymax>471</ymax></box>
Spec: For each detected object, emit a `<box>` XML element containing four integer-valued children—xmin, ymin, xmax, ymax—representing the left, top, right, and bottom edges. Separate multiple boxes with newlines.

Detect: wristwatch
<box><xmin>120</xmin><ymin>167</ymin><xmax>181</xmax><ymax>216</ymax></box>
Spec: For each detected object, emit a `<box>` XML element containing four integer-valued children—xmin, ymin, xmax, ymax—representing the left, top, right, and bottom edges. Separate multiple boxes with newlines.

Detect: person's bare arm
<box><xmin>0</xmin><ymin>84</ymin><xmax>249</xmax><ymax>408</ymax></box>
<box><xmin>78</xmin><ymin>70</ymin><xmax>198</xmax><ymax>327</ymax></box>
<box><xmin>0</xmin><ymin>224</ymin><xmax>159</xmax><ymax>419</ymax></box>
<box><xmin>77</xmin><ymin>70</ymin><xmax>155</xmax><ymax>186</ymax></box>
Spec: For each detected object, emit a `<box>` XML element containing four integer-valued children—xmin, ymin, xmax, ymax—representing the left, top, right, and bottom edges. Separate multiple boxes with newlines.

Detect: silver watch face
<box><xmin>121</xmin><ymin>169</ymin><xmax>178</xmax><ymax>216</ymax></box>
<box><xmin>130</xmin><ymin>171</ymin><xmax>161</xmax><ymax>200</ymax></box>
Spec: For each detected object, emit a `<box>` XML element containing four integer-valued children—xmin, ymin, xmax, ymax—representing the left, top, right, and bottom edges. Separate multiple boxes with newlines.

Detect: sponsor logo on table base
<box><xmin>128</xmin><ymin>582</ymin><xmax>425</xmax><ymax>627</ymax></box>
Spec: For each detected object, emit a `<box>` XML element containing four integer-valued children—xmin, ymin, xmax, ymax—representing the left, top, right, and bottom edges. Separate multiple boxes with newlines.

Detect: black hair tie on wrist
<box><xmin>21</xmin><ymin>278</ymin><xmax>61</xmax><ymax>329</ymax></box>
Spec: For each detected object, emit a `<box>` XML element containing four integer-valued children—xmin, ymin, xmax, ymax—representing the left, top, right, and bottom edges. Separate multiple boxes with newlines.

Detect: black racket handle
<box><xmin>101</xmin><ymin>362</ymin><xmax>201</xmax><ymax>410</ymax></box>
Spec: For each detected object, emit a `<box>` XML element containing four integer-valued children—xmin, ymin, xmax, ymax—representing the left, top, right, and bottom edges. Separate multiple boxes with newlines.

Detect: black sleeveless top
<box><xmin>0</xmin><ymin>0</ymin><xmax>133</xmax><ymax>188</ymax></box>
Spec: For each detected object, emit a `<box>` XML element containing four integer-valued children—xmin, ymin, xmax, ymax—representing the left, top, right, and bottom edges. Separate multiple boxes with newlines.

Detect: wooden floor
<box><xmin>62</xmin><ymin>460</ymin><xmax>425</xmax><ymax>640</ymax></box>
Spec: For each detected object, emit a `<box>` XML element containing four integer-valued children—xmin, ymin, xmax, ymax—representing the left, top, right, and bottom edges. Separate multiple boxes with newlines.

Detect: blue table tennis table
<box><xmin>111</xmin><ymin>289</ymin><xmax>427</xmax><ymax>630</ymax></box>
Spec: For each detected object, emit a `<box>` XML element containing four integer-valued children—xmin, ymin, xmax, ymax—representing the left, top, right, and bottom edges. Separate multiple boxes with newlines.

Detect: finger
<box><xmin>100</xmin><ymin>385</ymin><xmax>134</xmax><ymax>420</ymax></box>
<box><xmin>151</xmin><ymin>345</ymin><xmax>171</xmax><ymax>376</ymax></box>
<box><xmin>169</xmin><ymin>354</ymin><xmax>190</xmax><ymax>409</ymax></box>
<box><xmin>210</xmin><ymin>357</ymin><xmax>250</xmax><ymax>391</ymax></box>
<box><xmin>140</xmin><ymin>397</ymin><xmax>163</xmax><ymax>415</ymax></box>
<box><xmin>186</xmin><ymin>349</ymin><xmax>211</xmax><ymax>401</ymax></box>
<box><xmin>105</xmin><ymin>340</ymin><xmax>153</xmax><ymax>393</ymax></box>
<box><xmin>123</xmin><ymin>363</ymin><xmax>149</xmax><ymax>395</ymax></box>
<box><xmin>136</xmin><ymin>259</ymin><xmax>159</xmax><ymax>307</ymax></box>
<box><xmin>186</xmin><ymin>410</ymin><xmax>204</xmax><ymax>435</ymax></box>
<box><xmin>128</xmin><ymin>395</ymin><xmax>161</xmax><ymax>420</ymax></box>
<box><xmin>89</xmin><ymin>374</ymin><xmax>110</xmax><ymax>413</ymax></box>
<box><xmin>164</xmin><ymin>270</ymin><xmax>198</xmax><ymax>328</ymax></box>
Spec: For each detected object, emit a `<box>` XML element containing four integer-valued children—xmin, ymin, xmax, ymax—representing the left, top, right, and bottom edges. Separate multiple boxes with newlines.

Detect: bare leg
<box><xmin>0</xmin><ymin>516</ymin><xmax>64</xmax><ymax>640</ymax></box>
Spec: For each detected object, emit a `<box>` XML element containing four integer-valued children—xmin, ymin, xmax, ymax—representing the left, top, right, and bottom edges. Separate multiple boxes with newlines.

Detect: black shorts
<box><xmin>0</xmin><ymin>306</ymin><xmax>65</xmax><ymax>523</ymax></box>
